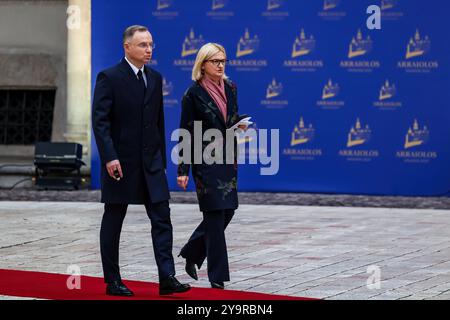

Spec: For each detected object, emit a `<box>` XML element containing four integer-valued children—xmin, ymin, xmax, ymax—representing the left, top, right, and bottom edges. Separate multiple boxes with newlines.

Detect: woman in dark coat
<box><xmin>177</xmin><ymin>43</ymin><xmax>246</xmax><ymax>289</ymax></box>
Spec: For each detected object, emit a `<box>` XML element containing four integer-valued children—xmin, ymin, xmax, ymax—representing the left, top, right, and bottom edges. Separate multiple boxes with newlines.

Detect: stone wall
<box><xmin>0</xmin><ymin>0</ymin><xmax>68</xmax><ymax>158</ymax></box>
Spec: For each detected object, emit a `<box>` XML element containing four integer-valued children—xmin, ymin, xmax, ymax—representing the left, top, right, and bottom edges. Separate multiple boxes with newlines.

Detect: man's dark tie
<box><xmin>137</xmin><ymin>69</ymin><xmax>146</xmax><ymax>93</ymax></box>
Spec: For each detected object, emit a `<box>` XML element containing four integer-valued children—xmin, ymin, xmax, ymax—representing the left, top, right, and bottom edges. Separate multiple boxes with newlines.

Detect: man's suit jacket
<box><xmin>92</xmin><ymin>58</ymin><xmax>170</xmax><ymax>204</ymax></box>
<box><xmin>177</xmin><ymin>80</ymin><xmax>239</xmax><ymax>212</ymax></box>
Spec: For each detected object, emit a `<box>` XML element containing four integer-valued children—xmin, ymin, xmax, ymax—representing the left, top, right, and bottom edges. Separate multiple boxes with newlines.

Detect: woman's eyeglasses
<box><xmin>206</xmin><ymin>59</ymin><xmax>228</xmax><ymax>67</ymax></box>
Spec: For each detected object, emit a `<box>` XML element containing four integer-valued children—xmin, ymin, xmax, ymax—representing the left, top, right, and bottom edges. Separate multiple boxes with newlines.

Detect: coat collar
<box><xmin>143</xmin><ymin>65</ymin><xmax>156</xmax><ymax>106</ymax></box>
<box><xmin>224</xmin><ymin>81</ymin><xmax>235</xmax><ymax>127</ymax></box>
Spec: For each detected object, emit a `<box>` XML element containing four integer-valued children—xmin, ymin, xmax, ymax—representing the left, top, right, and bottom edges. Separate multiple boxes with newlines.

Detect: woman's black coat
<box><xmin>178</xmin><ymin>80</ymin><xmax>240</xmax><ymax>212</ymax></box>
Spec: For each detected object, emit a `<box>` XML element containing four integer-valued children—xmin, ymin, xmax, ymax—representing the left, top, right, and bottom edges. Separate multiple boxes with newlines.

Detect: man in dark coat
<box><xmin>92</xmin><ymin>25</ymin><xmax>190</xmax><ymax>296</ymax></box>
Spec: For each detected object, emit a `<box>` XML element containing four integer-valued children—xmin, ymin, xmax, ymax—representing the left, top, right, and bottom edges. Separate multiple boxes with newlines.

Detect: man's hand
<box><xmin>106</xmin><ymin>160</ymin><xmax>123</xmax><ymax>181</ymax></box>
<box><xmin>177</xmin><ymin>176</ymin><xmax>189</xmax><ymax>191</ymax></box>
<box><xmin>238</xmin><ymin>124</ymin><xmax>248</xmax><ymax>131</ymax></box>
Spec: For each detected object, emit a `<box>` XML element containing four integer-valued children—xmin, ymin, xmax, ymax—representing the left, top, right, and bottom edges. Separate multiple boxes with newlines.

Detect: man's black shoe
<box><xmin>106</xmin><ymin>280</ymin><xmax>134</xmax><ymax>296</ymax></box>
<box><xmin>159</xmin><ymin>275</ymin><xmax>191</xmax><ymax>295</ymax></box>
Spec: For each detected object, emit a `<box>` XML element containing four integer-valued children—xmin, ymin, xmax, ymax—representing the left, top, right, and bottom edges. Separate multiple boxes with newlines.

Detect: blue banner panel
<box><xmin>91</xmin><ymin>0</ymin><xmax>450</xmax><ymax>196</ymax></box>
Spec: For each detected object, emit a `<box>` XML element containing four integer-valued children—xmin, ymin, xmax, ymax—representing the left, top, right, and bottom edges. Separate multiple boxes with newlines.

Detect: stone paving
<box><xmin>1</xmin><ymin>189</ymin><xmax>450</xmax><ymax>209</ymax></box>
<box><xmin>1</xmin><ymin>201</ymin><xmax>450</xmax><ymax>300</ymax></box>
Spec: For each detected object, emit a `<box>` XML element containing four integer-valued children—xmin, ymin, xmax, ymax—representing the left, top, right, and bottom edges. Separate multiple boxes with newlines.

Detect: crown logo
<box><xmin>157</xmin><ymin>0</ymin><xmax>171</xmax><ymax>10</ymax></box>
<box><xmin>323</xmin><ymin>0</ymin><xmax>340</xmax><ymax>10</ymax></box>
<box><xmin>182</xmin><ymin>29</ymin><xmax>205</xmax><ymax>57</ymax></box>
<box><xmin>236</xmin><ymin>28</ymin><xmax>259</xmax><ymax>58</ymax></box>
<box><xmin>267</xmin><ymin>0</ymin><xmax>283</xmax><ymax>11</ymax></box>
<box><xmin>212</xmin><ymin>0</ymin><xmax>227</xmax><ymax>10</ymax></box>
<box><xmin>348</xmin><ymin>29</ymin><xmax>372</xmax><ymax>59</ymax></box>
<box><xmin>291</xmin><ymin>117</ymin><xmax>315</xmax><ymax>146</ymax></box>
<box><xmin>162</xmin><ymin>78</ymin><xmax>173</xmax><ymax>97</ymax></box>
<box><xmin>266</xmin><ymin>79</ymin><xmax>283</xmax><ymax>99</ymax></box>
<box><xmin>292</xmin><ymin>29</ymin><xmax>316</xmax><ymax>58</ymax></box>
<box><xmin>404</xmin><ymin>119</ymin><xmax>429</xmax><ymax>149</ymax></box>
<box><xmin>406</xmin><ymin>29</ymin><xmax>431</xmax><ymax>59</ymax></box>
<box><xmin>322</xmin><ymin>79</ymin><xmax>340</xmax><ymax>100</ymax></box>
<box><xmin>379</xmin><ymin>80</ymin><xmax>396</xmax><ymax>101</ymax></box>
<box><xmin>347</xmin><ymin>118</ymin><xmax>371</xmax><ymax>147</ymax></box>
<box><xmin>381</xmin><ymin>0</ymin><xmax>397</xmax><ymax>11</ymax></box>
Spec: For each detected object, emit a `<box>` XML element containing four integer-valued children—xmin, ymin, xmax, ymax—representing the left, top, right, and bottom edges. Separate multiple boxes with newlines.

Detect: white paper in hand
<box><xmin>229</xmin><ymin>117</ymin><xmax>252</xmax><ymax>130</ymax></box>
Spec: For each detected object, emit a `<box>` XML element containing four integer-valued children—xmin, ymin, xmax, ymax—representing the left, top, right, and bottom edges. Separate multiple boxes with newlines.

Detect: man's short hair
<box><xmin>123</xmin><ymin>25</ymin><xmax>149</xmax><ymax>44</ymax></box>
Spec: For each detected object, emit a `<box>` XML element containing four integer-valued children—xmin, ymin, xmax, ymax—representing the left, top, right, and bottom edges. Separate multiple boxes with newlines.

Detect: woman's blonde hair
<box><xmin>191</xmin><ymin>42</ymin><xmax>228</xmax><ymax>81</ymax></box>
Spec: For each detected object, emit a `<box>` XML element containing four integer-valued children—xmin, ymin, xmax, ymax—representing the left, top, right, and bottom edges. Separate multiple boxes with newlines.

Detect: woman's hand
<box><xmin>177</xmin><ymin>175</ymin><xmax>189</xmax><ymax>190</ymax></box>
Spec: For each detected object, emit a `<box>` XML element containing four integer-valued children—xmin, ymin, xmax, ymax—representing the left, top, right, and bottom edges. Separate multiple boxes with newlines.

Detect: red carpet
<box><xmin>0</xmin><ymin>269</ymin><xmax>311</xmax><ymax>300</ymax></box>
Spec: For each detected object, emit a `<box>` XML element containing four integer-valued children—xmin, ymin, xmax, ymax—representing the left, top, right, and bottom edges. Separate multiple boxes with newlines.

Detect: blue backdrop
<box><xmin>91</xmin><ymin>0</ymin><xmax>450</xmax><ymax>196</ymax></box>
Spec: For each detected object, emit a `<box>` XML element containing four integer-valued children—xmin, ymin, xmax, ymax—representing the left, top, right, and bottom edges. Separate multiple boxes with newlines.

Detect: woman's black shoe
<box><xmin>185</xmin><ymin>260</ymin><xmax>198</xmax><ymax>281</ymax></box>
<box><xmin>210</xmin><ymin>281</ymin><xmax>224</xmax><ymax>289</ymax></box>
